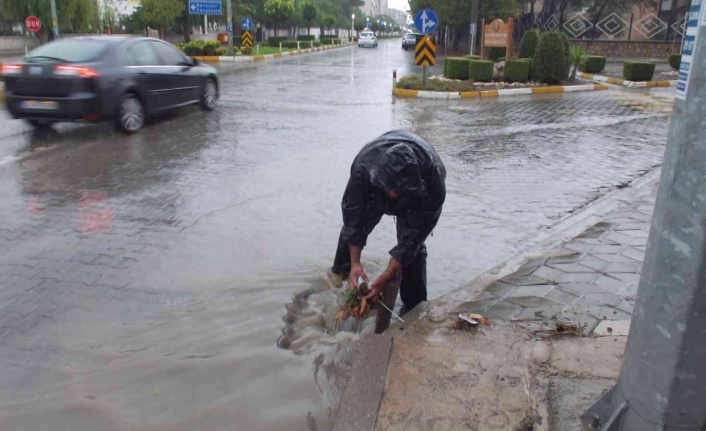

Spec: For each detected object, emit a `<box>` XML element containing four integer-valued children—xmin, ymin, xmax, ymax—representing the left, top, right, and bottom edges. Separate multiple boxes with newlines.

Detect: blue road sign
<box><xmin>188</xmin><ymin>0</ymin><xmax>221</xmax><ymax>15</ymax></box>
<box><xmin>414</xmin><ymin>9</ymin><xmax>438</xmax><ymax>35</ymax></box>
<box><xmin>241</xmin><ymin>17</ymin><xmax>254</xmax><ymax>31</ymax></box>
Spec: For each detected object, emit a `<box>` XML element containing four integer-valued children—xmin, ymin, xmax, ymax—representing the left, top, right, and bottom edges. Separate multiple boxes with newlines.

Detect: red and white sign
<box><xmin>25</xmin><ymin>16</ymin><xmax>41</xmax><ymax>33</ymax></box>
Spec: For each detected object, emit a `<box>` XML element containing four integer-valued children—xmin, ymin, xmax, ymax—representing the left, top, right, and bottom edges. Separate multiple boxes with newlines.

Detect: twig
<box><xmin>377</xmin><ymin>299</ymin><xmax>404</xmax><ymax>323</ymax></box>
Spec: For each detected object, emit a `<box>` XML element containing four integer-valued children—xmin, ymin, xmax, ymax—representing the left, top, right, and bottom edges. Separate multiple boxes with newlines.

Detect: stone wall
<box><xmin>570</xmin><ymin>40</ymin><xmax>681</xmax><ymax>59</ymax></box>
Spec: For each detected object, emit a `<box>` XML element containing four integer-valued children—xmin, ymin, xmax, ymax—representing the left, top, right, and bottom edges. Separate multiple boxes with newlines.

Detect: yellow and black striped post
<box><xmin>241</xmin><ymin>31</ymin><xmax>253</xmax><ymax>48</ymax></box>
<box><xmin>415</xmin><ymin>35</ymin><xmax>436</xmax><ymax>88</ymax></box>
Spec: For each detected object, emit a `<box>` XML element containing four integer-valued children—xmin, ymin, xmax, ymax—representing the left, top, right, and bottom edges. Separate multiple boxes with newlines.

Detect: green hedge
<box><xmin>320</xmin><ymin>38</ymin><xmax>342</xmax><ymax>45</ymax></box>
<box><xmin>181</xmin><ymin>40</ymin><xmax>222</xmax><ymax>56</ymax></box>
<box><xmin>233</xmin><ymin>36</ymin><xmax>242</xmax><ymax>47</ymax></box>
<box><xmin>668</xmin><ymin>54</ymin><xmax>681</xmax><ymax>70</ymax></box>
<box><xmin>444</xmin><ymin>57</ymin><xmax>471</xmax><ymax>80</ymax></box>
<box><xmin>469</xmin><ymin>60</ymin><xmax>494</xmax><ymax>82</ymax></box>
<box><xmin>267</xmin><ymin>36</ymin><xmax>289</xmax><ymax>46</ymax></box>
<box><xmin>519</xmin><ymin>29</ymin><xmax>540</xmax><ymax>58</ymax></box>
<box><xmin>504</xmin><ymin>59</ymin><xmax>530</xmax><ymax>82</ymax></box>
<box><xmin>535</xmin><ymin>32</ymin><xmax>566</xmax><ymax>84</ymax></box>
<box><xmin>623</xmin><ymin>61</ymin><xmax>656</xmax><ymax>81</ymax></box>
<box><xmin>578</xmin><ymin>55</ymin><xmax>606</xmax><ymax>73</ymax></box>
<box><xmin>297</xmin><ymin>35</ymin><xmax>316</xmax><ymax>41</ymax></box>
<box><xmin>464</xmin><ymin>55</ymin><xmax>481</xmax><ymax>61</ymax></box>
<box><xmin>518</xmin><ymin>57</ymin><xmax>536</xmax><ymax>80</ymax></box>
<box><xmin>558</xmin><ymin>32</ymin><xmax>570</xmax><ymax>81</ymax></box>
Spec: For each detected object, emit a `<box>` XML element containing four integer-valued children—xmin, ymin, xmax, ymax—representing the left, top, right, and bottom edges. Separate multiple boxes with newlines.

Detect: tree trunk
<box><xmin>182</xmin><ymin>17</ymin><xmax>191</xmax><ymax>43</ymax></box>
<box><xmin>308</xmin><ymin>26</ymin><xmax>310</xmax><ymax>35</ymax></box>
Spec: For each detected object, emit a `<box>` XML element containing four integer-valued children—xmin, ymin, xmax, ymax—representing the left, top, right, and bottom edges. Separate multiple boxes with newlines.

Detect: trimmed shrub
<box><xmin>558</xmin><ymin>32</ymin><xmax>570</xmax><ymax>80</ymax></box>
<box><xmin>182</xmin><ymin>40</ymin><xmax>206</xmax><ymax>55</ymax></box>
<box><xmin>668</xmin><ymin>54</ymin><xmax>681</xmax><ymax>70</ymax></box>
<box><xmin>267</xmin><ymin>36</ymin><xmax>289</xmax><ymax>46</ymax></box>
<box><xmin>535</xmin><ymin>32</ymin><xmax>567</xmax><ymax>84</ymax></box>
<box><xmin>215</xmin><ymin>47</ymin><xmax>226</xmax><ymax>56</ymax></box>
<box><xmin>623</xmin><ymin>61</ymin><xmax>656</xmax><ymax>81</ymax></box>
<box><xmin>320</xmin><ymin>37</ymin><xmax>342</xmax><ymax>45</ymax></box>
<box><xmin>469</xmin><ymin>60</ymin><xmax>494</xmax><ymax>82</ymax></box>
<box><xmin>203</xmin><ymin>40</ymin><xmax>221</xmax><ymax>55</ymax></box>
<box><xmin>504</xmin><ymin>59</ymin><xmax>530</xmax><ymax>82</ymax></box>
<box><xmin>519</xmin><ymin>29</ymin><xmax>540</xmax><ymax>58</ymax></box>
<box><xmin>233</xmin><ymin>36</ymin><xmax>242</xmax><ymax>47</ymax></box>
<box><xmin>578</xmin><ymin>55</ymin><xmax>606</xmax><ymax>73</ymax></box>
<box><xmin>518</xmin><ymin>57</ymin><xmax>536</xmax><ymax>80</ymax></box>
<box><xmin>241</xmin><ymin>46</ymin><xmax>252</xmax><ymax>55</ymax></box>
<box><xmin>487</xmin><ymin>47</ymin><xmax>505</xmax><ymax>62</ymax></box>
<box><xmin>444</xmin><ymin>57</ymin><xmax>471</xmax><ymax>80</ymax></box>
<box><xmin>464</xmin><ymin>55</ymin><xmax>481</xmax><ymax>60</ymax></box>
<box><xmin>297</xmin><ymin>35</ymin><xmax>316</xmax><ymax>41</ymax></box>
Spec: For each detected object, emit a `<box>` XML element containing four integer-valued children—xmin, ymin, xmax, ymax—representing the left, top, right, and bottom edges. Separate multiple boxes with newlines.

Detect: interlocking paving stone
<box><xmin>546</xmin><ymin>263</ymin><xmax>599</xmax><ymax>273</ymax></box>
<box><xmin>559</xmin><ymin>272</ymin><xmax>602</xmax><ymax>283</ymax></box>
<box><xmin>532</xmin><ymin>266</ymin><xmax>566</xmax><ymax>283</ymax></box>
<box><xmin>505</xmin><ymin>284</ymin><xmax>555</xmax><ymax>298</ymax></box>
<box><xmin>622</xmin><ymin>247</ymin><xmax>646</xmax><ymax>262</ymax></box>
<box><xmin>545</xmin><ymin>287</ymin><xmax>581</xmax><ymax>306</ymax></box>
<box><xmin>590</xmin><ymin>253</ymin><xmax>640</xmax><ymax>263</ymax></box>
<box><xmin>605</xmin><ymin>263</ymin><xmax>642</xmax><ymax>274</ymax></box>
<box><xmin>486</xmin><ymin>301</ymin><xmax>524</xmax><ymax>320</ymax></box>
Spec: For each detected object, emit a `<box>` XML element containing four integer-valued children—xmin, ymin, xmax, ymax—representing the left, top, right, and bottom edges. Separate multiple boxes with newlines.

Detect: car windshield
<box><xmin>27</xmin><ymin>39</ymin><xmax>108</xmax><ymax>63</ymax></box>
<box><xmin>361</xmin><ymin>32</ymin><xmax>374</xmax><ymax>38</ymax></box>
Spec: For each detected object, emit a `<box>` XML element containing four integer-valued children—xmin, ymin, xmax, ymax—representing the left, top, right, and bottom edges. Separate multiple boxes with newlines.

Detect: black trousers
<box><xmin>331</xmin><ymin>226</ymin><xmax>428</xmax><ymax>310</ymax></box>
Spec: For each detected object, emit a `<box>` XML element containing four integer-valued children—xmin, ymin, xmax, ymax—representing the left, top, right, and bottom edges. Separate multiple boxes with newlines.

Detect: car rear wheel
<box><xmin>201</xmin><ymin>79</ymin><xmax>218</xmax><ymax>111</ymax></box>
<box><xmin>118</xmin><ymin>94</ymin><xmax>145</xmax><ymax>133</ymax></box>
<box><xmin>27</xmin><ymin>119</ymin><xmax>55</xmax><ymax>129</ymax></box>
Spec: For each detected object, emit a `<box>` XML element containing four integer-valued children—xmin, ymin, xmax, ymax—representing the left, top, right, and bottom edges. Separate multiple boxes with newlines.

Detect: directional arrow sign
<box><xmin>188</xmin><ymin>0</ymin><xmax>221</xmax><ymax>15</ymax></box>
<box><xmin>414</xmin><ymin>9</ymin><xmax>438</xmax><ymax>35</ymax></box>
<box><xmin>241</xmin><ymin>17</ymin><xmax>254</xmax><ymax>31</ymax></box>
<box><xmin>415</xmin><ymin>35</ymin><xmax>436</xmax><ymax>66</ymax></box>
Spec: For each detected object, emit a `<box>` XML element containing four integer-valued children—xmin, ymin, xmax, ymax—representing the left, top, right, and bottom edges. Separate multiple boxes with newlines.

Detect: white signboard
<box><xmin>676</xmin><ymin>0</ymin><xmax>703</xmax><ymax>100</ymax></box>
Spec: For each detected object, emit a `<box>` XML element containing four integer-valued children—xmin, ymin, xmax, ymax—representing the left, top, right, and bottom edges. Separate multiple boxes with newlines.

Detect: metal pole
<box><xmin>582</xmin><ymin>2</ymin><xmax>706</xmax><ymax>429</ymax></box>
<box><xmin>470</xmin><ymin>0</ymin><xmax>479</xmax><ymax>55</ymax></box>
<box><xmin>226</xmin><ymin>0</ymin><xmax>233</xmax><ymax>55</ymax></box>
<box><xmin>422</xmin><ymin>65</ymin><xmax>427</xmax><ymax>89</ymax></box>
<box><xmin>50</xmin><ymin>0</ymin><xmax>59</xmax><ymax>38</ymax></box>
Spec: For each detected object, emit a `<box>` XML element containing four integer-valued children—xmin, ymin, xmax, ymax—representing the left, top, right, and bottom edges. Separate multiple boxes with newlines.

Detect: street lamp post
<box><xmin>351</xmin><ymin>14</ymin><xmax>355</xmax><ymax>41</ymax></box>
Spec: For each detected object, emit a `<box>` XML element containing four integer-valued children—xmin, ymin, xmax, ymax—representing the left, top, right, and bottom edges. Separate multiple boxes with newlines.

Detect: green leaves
<box><xmin>133</xmin><ymin>0</ymin><xmax>184</xmax><ymax>32</ymax></box>
<box><xmin>265</xmin><ymin>0</ymin><xmax>295</xmax><ymax>25</ymax></box>
<box><xmin>0</xmin><ymin>0</ymin><xmax>100</xmax><ymax>37</ymax></box>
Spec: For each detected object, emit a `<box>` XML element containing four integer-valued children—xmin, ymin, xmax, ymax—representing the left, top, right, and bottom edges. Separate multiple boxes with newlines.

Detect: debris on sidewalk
<box><xmin>533</xmin><ymin>322</ymin><xmax>580</xmax><ymax>338</ymax></box>
<box><xmin>455</xmin><ymin>313</ymin><xmax>492</xmax><ymax>329</ymax></box>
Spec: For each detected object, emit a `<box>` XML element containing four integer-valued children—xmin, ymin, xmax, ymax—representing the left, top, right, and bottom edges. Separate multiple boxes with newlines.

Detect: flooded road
<box><xmin>0</xmin><ymin>39</ymin><xmax>671</xmax><ymax>430</ymax></box>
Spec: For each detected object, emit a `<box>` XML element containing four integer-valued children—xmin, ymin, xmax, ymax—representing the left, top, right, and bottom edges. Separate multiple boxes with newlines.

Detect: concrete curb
<box><xmin>194</xmin><ymin>43</ymin><xmax>350</xmax><ymax>63</ymax></box>
<box><xmin>392</xmin><ymin>83</ymin><xmax>609</xmax><ymax>99</ymax></box>
<box><xmin>578</xmin><ymin>71</ymin><xmax>677</xmax><ymax>88</ymax></box>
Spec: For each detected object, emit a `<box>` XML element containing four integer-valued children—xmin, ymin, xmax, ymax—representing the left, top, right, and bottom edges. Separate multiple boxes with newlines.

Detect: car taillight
<box><xmin>1</xmin><ymin>64</ymin><xmax>22</xmax><ymax>75</ymax></box>
<box><xmin>54</xmin><ymin>65</ymin><xmax>100</xmax><ymax>78</ymax></box>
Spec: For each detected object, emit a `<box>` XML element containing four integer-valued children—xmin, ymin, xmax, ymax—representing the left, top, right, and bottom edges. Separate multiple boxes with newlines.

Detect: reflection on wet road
<box><xmin>0</xmin><ymin>39</ymin><xmax>671</xmax><ymax>430</ymax></box>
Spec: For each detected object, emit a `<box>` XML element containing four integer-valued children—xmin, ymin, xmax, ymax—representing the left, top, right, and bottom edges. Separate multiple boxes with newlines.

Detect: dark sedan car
<box><xmin>2</xmin><ymin>36</ymin><xmax>219</xmax><ymax>133</ymax></box>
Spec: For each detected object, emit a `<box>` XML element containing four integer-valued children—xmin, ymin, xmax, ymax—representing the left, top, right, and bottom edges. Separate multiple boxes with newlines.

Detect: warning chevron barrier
<box><xmin>242</xmin><ymin>31</ymin><xmax>253</xmax><ymax>48</ymax></box>
<box><xmin>415</xmin><ymin>36</ymin><xmax>436</xmax><ymax>66</ymax></box>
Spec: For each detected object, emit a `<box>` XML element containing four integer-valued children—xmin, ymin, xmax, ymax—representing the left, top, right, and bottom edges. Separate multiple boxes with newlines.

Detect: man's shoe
<box><xmin>399</xmin><ymin>304</ymin><xmax>413</xmax><ymax>317</ymax></box>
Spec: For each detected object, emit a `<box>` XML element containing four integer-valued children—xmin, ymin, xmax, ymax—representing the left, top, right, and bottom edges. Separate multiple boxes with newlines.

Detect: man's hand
<box><xmin>366</xmin><ymin>258</ymin><xmax>402</xmax><ymax>302</ymax></box>
<box><xmin>350</xmin><ymin>263</ymin><xmax>368</xmax><ymax>289</ymax></box>
<box><xmin>365</xmin><ymin>274</ymin><xmax>388</xmax><ymax>302</ymax></box>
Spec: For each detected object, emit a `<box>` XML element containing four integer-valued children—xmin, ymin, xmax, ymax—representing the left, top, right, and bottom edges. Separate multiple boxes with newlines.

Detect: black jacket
<box><xmin>341</xmin><ymin>130</ymin><xmax>446</xmax><ymax>266</ymax></box>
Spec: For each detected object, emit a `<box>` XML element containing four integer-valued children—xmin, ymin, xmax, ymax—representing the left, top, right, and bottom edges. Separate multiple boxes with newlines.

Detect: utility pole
<box><xmin>226</xmin><ymin>0</ymin><xmax>233</xmax><ymax>56</ymax></box>
<box><xmin>582</xmin><ymin>1</ymin><xmax>706</xmax><ymax>429</ymax></box>
<box><xmin>469</xmin><ymin>0</ymin><xmax>479</xmax><ymax>55</ymax></box>
<box><xmin>50</xmin><ymin>0</ymin><xmax>59</xmax><ymax>38</ymax></box>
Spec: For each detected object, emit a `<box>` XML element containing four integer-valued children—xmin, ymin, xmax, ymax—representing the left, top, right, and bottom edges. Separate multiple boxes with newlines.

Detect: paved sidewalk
<box><xmin>337</xmin><ymin>172</ymin><xmax>659</xmax><ymax>431</ymax></box>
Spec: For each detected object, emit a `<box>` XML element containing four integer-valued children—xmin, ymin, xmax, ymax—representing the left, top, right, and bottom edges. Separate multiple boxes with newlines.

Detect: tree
<box><xmin>265</xmin><ymin>0</ymin><xmax>295</xmax><ymax>36</ymax></box>
<box><xmin>322</xmin><ymin>14</ymin><xmax>336</xmax><ymax>34</ymax></box>
<box><xmin>301</xmin><ymin>0</ymin><xmax>317</xmax><ymax>34</ymax></box>
<box><xmin>353</xmin><ymin>12</ymin><xmax>367</xmax><ymax>31</ymax></box>
<box><xmin>133</xmin><ymin>0</ymin><xmax>184</xmax><ymax>39</ymax></box>
<box><xmin>0</xmin><ymin>0</ymin><xmax>99</xmax><ymax>42</ymax></box>
<box><xmin>568</xmin><ymin>45</ymin><xmax>586</xmax><ymax>82</ymax></box>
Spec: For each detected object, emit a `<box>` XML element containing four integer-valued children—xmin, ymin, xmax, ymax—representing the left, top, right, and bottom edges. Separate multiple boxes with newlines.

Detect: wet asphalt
<box><xmin>0</xmin><ymin>39</ymin><xmax>673</xmax><ymax>430</ymax></box>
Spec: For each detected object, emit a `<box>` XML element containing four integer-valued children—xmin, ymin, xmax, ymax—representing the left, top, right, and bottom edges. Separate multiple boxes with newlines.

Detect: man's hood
<box><xmin>369</xmin><ymin>143</ymin><xmax>423</xmax><ymax>195</ymax></box>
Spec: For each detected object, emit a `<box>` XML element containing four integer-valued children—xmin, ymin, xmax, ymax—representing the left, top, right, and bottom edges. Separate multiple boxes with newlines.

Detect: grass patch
<box><xmin>396</xmin><ymin>75</ymin><xmax>476</xmax><ymax>92</ymax></box>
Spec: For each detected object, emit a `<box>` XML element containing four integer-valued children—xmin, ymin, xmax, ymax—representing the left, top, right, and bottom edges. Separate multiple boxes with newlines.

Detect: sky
<box><xmin>388</xmin><ymin>0</ymin><xmax>409</xmax><ymax>12</ymax></box>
